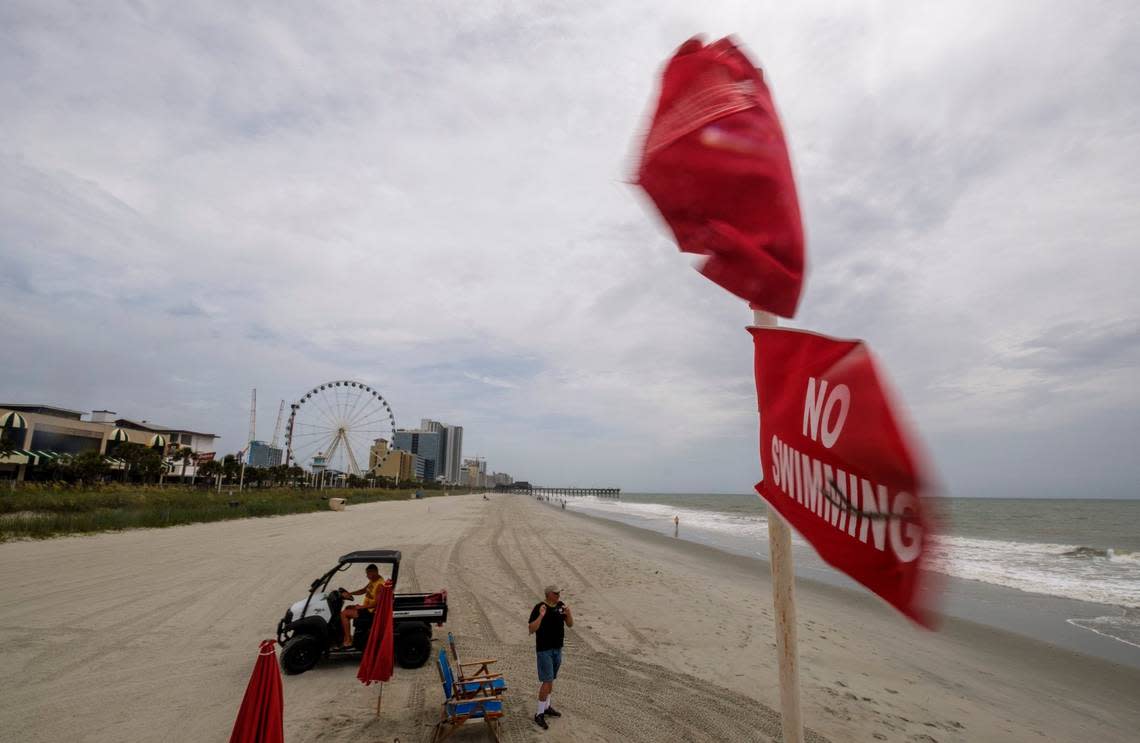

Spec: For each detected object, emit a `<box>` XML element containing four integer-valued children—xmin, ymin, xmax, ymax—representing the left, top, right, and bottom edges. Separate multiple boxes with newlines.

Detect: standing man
<box><xmin>528</xmin><ymin>584</ymin><xmax>573</xmax><ymax>730</ymax></box>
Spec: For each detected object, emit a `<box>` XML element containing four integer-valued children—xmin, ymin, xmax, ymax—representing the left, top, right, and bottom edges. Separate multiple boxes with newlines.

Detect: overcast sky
<box><xmin>2</xmin><ymin>1</ymin><xmax>1137</xmax><ymax>496</ymax></box>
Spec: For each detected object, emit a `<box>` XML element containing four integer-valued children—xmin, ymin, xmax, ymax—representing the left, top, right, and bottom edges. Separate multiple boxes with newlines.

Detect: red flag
<box><xmin>356</xmin><ymin>581</ymin><xmax>395</xmax><ymax>685</ymax></box>
<box><xmin>752</xmin><ymin>327</ymin><xmax>937</xmax><ymax>627</ymax></box>
<box><xmin>636</xmin><ymin>36</ymin><xmax>805</xmax><ymax>318</ymax></box>
<box><xmin>229</xmin><ymin>640</ymin><xmax>284</xmax><ymax>743</ymax></box>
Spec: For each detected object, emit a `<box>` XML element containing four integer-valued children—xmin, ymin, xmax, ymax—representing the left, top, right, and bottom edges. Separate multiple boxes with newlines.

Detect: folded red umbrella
<box><xmin>229</xmin><ymin>639</ymin><xmax>284</xmax><ymax>743</ymax></box>
<box><xmin>636</xmin><ymin>36</ymin><xmax>806</xmax><ymax>318</ymax></box>
<box><xmin>357</xmin><ymin>581</ymin><xmax>394</xmax><ymax>685</ymax></box>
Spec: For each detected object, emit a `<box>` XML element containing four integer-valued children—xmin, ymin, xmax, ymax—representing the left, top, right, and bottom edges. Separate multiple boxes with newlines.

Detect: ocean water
<box><xmin>552</xmin><ymin>493</ymin><xmax>1140</xmax><ymax>651</ymax></box>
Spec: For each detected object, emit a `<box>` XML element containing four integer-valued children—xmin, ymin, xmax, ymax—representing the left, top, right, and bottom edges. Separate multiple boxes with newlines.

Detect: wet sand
<box><xmin>0</xmin><ymin>493</ymin><xmax>1137</xmax><ymax>741</ymax></box>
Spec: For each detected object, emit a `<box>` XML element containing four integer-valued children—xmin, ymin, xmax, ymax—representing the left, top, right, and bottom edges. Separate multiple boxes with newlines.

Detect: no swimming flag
<box><xmin>752</xmin><ymin>326</ymin><xmax>938</xmax><ymax>627</ymax></box>
<box><xmin>635</xmin><ymin>36</ymin><xmax>806</xmax><ymax>318</ymax></box>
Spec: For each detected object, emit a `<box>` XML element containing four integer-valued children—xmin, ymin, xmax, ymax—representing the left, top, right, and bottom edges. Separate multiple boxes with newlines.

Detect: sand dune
<box><xmin>0</xmin><ymin>494</ymin><xmax>1136</xmax><ymax>742</ymax></box>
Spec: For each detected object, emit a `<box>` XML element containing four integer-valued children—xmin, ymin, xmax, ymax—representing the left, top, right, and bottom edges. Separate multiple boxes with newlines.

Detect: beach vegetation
<box><xmin>0</xmin><ymin>482</ymin><xmax>452</xmax><ymax>541</ymax></box>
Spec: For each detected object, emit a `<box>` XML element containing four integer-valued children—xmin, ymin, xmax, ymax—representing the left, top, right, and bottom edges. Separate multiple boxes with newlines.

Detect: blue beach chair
<box><xmin>431</xmin><ymin>649</ymin><xmax>503</xmax><ymax>742</ymax></box>
<box><xmin>448</xmin><ymin>632</ymin><xmax>507</xmax><ymax>695</ymax></box>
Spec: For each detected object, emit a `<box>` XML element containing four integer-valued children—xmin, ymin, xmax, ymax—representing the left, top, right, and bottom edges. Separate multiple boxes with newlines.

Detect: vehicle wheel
<box><xmin>395</xmin><ymin>630</ymin><xmax>431</xmax><ymax>668</ymax></box>
<box><xmin>281</xmin><ymin>635</ymin><xmax>321</xmax><ymax>674</ymax></box>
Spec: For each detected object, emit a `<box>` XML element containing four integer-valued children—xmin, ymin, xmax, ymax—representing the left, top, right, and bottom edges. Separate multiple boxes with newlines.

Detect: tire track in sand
<box><xmin>444</xmin><ymin>517</ymin><xmax>501</xmax><ymax>643</ymax></box>
<box><xmin>485</xmin><ymin>500</ymin><xmax>623</xmax><ymax>657</ymax></box>
<box><xmin>519</xmin><ymin>499</ymin><xmax>653</xmax><ymax>649</ymax></box>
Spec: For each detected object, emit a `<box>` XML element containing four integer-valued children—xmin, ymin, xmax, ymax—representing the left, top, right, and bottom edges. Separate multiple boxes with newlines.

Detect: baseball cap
<box><xmin>543</xmin><ymin>584</ymin><xmax>561</xmax><ymax>595</ymax></box>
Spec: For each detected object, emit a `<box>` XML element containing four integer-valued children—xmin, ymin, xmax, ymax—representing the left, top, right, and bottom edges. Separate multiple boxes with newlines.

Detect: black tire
<box><xmin>395</xmin><ymin>629</ymin><xmax>431</xmax><ymax>668</ymax></box>
<box><xmin>281</xmin><ymin>635</ymin><xmax>321</xmax><ymax>675</ymax></box>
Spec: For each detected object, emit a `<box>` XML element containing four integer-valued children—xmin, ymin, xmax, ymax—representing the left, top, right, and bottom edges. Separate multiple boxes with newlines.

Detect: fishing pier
<box><xmin>522</xmin><ymin>485</ymin><xmax>620</xmax><ymax>499</ymax></box>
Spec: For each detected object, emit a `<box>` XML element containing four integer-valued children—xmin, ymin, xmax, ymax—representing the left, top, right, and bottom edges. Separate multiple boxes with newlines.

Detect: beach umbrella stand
<box><xmin>229</xmin><ymin>639</ymin><xmax>284</xmax><ymax>743</ymax></box>
<box><xmin>357</xmin><ymin>581</ymin><xmax>395</xmax><ymax>716</ymax></box>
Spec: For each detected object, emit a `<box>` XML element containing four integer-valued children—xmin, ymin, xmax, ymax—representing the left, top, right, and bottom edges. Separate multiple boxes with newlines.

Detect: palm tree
<box><xmin>0</xmin><ymin>426</ymin><xmax>19</xmax><ymax>457</ymax></box>
<box><xmin>198</xmin><ymin>459</ymin><xmax>221</xmax><ymax>485</ymax></box>
<box><xmin>175</xmin><ymin>447</ymin><xmax>195</xmax><ymax>483</ymax></box>
<box><xmin>221</xmin><ymin>454</ymin><xmax>240</xmax><ymax>487</ymax></box>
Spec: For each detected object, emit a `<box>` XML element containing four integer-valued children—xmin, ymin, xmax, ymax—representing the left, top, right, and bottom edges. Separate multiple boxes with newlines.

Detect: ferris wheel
<box><xmin>285</xmin><ymin>380</ymin><xmax>396</xmax><ymax>477</ymax></box>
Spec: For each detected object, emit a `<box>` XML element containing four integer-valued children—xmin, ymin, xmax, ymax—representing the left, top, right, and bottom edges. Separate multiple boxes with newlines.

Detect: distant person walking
<box><xmin>674</xmin><ymin>514</ymin><xmax>679</xmax><ymax>537</ymax></box>
<box><xmin>528</xmin><ymin>585</ymin><xmax>573</xmax><ymax>729</ymax></box>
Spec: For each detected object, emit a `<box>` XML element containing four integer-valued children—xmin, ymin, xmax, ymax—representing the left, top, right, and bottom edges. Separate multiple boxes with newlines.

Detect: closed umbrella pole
<box><xmin>229</xmin><ymin>640</ymin><xmax>284</xmax><ymax>743</ymax></box>
<box><xmin>357</xmin><ymin>581</ymin><xmax>395</xmax><ymax>716</ymax></box>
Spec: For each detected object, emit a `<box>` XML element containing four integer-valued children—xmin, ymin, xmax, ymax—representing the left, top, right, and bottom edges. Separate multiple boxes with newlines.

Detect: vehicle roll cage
<box><xmin>299</xmin><ymin>550</ymin><xmax>402</xmax><ymax>619</ymax></box>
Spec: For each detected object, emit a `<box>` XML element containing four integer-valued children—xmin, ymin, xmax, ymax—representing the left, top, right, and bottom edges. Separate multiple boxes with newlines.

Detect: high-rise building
<box><xmin>246</xmin><ymin>440</ymin><xmax>283</xmax><ymax>468</ymax></box>
<box><xmin>419</xmin><ymin>420</ymin><xmax>448</xmax><ymax>482</ymax></box>
<box><xmin>443</xmin><ymin>424</ymin><xmax>462</xmax><ymax>483</ymax></box>
<box><xmin>420</xmin><ymin>419</ymin><xmax>463</xmax><ymax>484</ymax></box>
<box><xmin>461</xmin><ymin>457</ymin><xmax>487</xmax><ymax>488</ymax></box>
<box><xmin>393</xmin><ymin>428</ymin><xmax>442</xmax><ymax>482</ymax></box>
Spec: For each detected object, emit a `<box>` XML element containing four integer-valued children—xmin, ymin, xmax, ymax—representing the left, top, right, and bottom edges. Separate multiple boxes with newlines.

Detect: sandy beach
<box><xmin>1</xmin><ymin>493</ymin><xmax>1137</xmax><ymax>742</ymax></box>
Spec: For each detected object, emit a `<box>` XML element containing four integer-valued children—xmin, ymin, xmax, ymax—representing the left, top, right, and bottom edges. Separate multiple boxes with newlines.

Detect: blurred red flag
<box><xmin>636</xmin><ymin>36</ymin><xmax>805</xmax><ymax>318</ymax></box>
<box><xmin>229</xmin><ymin>640</ymin><xmax>284</xmax><ymax>743</ymax></box>
<box><xmin>752</xmin><ymin>327</ymin><xmax>938</xmax><ymax>627</ymax></box>
<box><xmin>357</xmin><ymin>581</ymin><xmax>395</xmax><ymax>685</ymax></box>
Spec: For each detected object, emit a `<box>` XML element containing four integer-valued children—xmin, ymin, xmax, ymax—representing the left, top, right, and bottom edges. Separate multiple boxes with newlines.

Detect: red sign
<box><xmin>194</xmin><ymin>451</ymin><xmax>216</xmax><ymax>463</ymax></box>
<box><xmin>752</xmin><ymin>327</ymin><xmax>937</xmax><ymax>627</ymax></box>
<box><xmin>636</xmin><ymin>36</ymin><xmax>805</xmax><ymax>318</ymax></box>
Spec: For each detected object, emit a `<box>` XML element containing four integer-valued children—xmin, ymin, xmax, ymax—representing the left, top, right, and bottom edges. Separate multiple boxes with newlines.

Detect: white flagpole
<box><xmin>754</xmin><ymin>308</ymin><xmax>804</xmax><ymax>743</ymax></box>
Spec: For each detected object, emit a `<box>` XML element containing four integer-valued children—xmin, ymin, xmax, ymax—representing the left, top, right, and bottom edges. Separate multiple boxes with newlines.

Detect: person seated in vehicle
<box><xmin>338</xmin><ymin>563</ymin><xmax>384</xmax><ymax>648</ymax></box>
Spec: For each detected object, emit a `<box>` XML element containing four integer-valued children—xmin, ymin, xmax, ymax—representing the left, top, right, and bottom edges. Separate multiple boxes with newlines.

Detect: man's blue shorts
<box><xmin>536</xmin><ymin>648</ymin><xmax>562</xmax><ymax>682</ymax></box>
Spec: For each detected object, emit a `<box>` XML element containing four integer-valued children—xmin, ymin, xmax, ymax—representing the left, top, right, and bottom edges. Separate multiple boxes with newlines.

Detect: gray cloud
<box><xmin>166</xmin><ymin>301</ymin><xmax>209</xmax><ymax>318</ymax></box>
<box><xmin>1</xmin><ymin>1</ymin><xmax>1137</xmax><ymax>496</ymax></box>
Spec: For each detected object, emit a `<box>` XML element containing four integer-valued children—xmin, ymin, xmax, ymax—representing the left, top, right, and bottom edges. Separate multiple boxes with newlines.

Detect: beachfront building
<box><xmin>246</xmin><ymin>440</ymin><xmax>283</xmax><ymax>468</ymax></box>
<box><xmin>444</xmin><ymin>424</ymin><xmax>462</xmax><ymax>483</ymax></box>
<box><xmin>393</xmin><ymin>428</ymin><xmax>443</xmax><ymax>482</ymax></box>
<box><xmin>460</xmin><ymin>457</ymin><xmax>488</xmax><ymax>488</ymax></box>
<box><xmin>112</xmin><ymin>416</ymin><xmax>218</xmax><ymax>452</ymax></box>
<box><xmin>420</xmin><ymin>419</ymin><xmax>463</xmax><ymax>484</ymax></box>
<box><xmin>0</xmin><ymin>404</ymin><xmax>219</xmax><ymax>481</ymax></box>
<box><xmin>368</xmin><ymin>438</ymin><xmax>421</xmax><ymax>483</ymax></box>
<box><xmin>0</xmin><ymin>405</ymin><xmax>135</xmax><ymax>482</ymax></box>
<box><xmin>368</xmin><ymin>439</ymin><xmax>387</xmax><ymax>471</ymax></box>
<box><xmin>0</xmin><ymin>405</ymin><xmax>111</xmax><ymax>476</ymax></box>
<box><xmin>112</xmin><ymin>417</ymin><xmax>219</xmax><ymax>480</ymax></box>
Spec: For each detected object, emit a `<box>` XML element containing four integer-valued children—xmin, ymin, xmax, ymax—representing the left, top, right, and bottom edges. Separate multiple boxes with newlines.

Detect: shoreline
<box><xmin>1</xmin><ymin>493</ymin><xmax>1137</xmax><ymax>741</ymax></box>
<box><xmin>553</xmin><ymin>497</ymin><xmax>1140</xmax><ymax>667</ymax></box>
<box><xmin>553</xmin><ymin>494</ymin><xmax>1140</xmax><ymax>668</ymax></box>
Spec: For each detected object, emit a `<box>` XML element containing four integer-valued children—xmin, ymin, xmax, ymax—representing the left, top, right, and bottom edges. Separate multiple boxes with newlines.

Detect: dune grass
<box><xmin>0</xmin><ymin>483</ymin><xmax>437</xmax><ymax>540</ymax></box>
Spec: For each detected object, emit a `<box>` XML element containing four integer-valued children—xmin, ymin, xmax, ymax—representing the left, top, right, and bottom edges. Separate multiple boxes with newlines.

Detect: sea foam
<box><xmin>559</xmin><ymin>495</ymin><xmax>1139</xmax><ymax>609</ymax></box>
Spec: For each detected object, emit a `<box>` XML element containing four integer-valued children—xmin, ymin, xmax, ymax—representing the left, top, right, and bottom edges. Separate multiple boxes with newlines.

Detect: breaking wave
<box><xmin>558</xmin><ymin>495</ymin><xmax>1140</xmax><ymax>609</ymax></box>
<box><xmin>926</xmin><ymin>536</ymin><xmax>1140</xmax><ymax>608</ymax></box>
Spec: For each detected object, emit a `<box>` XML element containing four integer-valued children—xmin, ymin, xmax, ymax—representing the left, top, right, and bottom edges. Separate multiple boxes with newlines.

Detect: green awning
<box><xmin>0</xmin><ymin>449</ymin><xmax>38</xmax><ymax>465</ymax></box>
<box><xmin>1</xmin><ymin>411</ymin><xmax>27</xmax><ymax>429</ymax></box>
<box><xmin>109</xmin><ymin>428</ymin><xmax>130</xmax><ymax>442</ymax></box>
<box><xmin>32</xmin><ymin>450</ymin><xmax>62</xmax><ymax>461</ymax></box>
<box><xmin>149</xmin><ymin>434</ymin><xmax>167</xmax><ymax>448</ymax></box>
